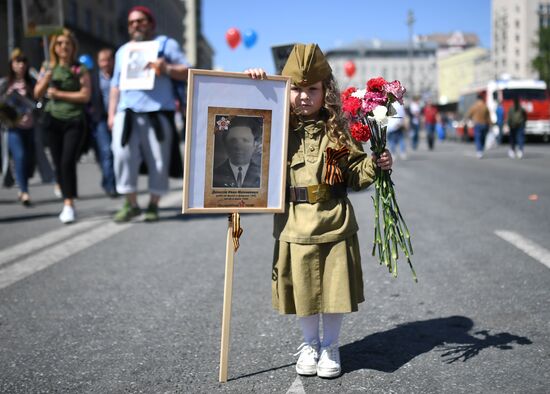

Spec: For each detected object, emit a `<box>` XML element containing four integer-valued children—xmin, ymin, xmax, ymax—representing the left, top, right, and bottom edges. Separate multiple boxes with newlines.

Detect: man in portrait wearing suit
<box><xmin>213</xmin><ymin>116</ymin><xmax>261</xmax><ymax>188</ymax></box>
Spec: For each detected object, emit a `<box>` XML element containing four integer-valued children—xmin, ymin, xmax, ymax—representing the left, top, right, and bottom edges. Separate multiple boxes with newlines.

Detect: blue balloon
<box><xmin>78</xmin><ymin>54</ymin><xmax>94</xmax><ymax>70</ymax></box>
<box><xmin>243</xmin><ymin>29</ymin><xmax>257</xmax><ymax>48</ymax></box>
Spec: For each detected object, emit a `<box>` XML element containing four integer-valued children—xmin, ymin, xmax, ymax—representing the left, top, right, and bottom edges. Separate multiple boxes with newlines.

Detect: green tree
<box><xmin>532</xmin><ymin>26</ymin><xmax>550</xmax><ymax>87</ymax></box>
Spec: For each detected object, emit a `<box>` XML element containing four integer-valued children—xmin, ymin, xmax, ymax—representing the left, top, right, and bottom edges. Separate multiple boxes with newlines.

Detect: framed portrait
<box><xmin>22</xmin><ymin>0</ymin><xmax>64</xmax><ymax>37</ymax></box>
<box><xmin>183</xmin><ymin>69</ymin><xmax>290</xmax><ymax>214</ymax></box>
<box><xmin>119</xmin><ymin>40</ymin><xmax>160</xmax><ymax>91</ymax></box>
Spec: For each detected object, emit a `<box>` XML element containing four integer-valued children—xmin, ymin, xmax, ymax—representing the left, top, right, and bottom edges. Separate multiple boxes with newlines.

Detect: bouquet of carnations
<box><xmin>341</xmin><ymin>77</ymin><xmax>417</xmax><ymax>281</ymax></box>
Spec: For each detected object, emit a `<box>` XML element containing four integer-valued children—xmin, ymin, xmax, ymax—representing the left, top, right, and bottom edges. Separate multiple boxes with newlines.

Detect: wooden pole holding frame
<box><xmin>219</xmin><ymin>215</ymin><xmax>236</xmax><ymax>382</ymax></box>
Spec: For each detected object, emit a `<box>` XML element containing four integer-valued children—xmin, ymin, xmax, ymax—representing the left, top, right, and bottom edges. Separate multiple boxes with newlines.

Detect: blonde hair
<box><xmin>322</xmin><ymin>75</ymin><xmax>359</xmax><ymax>152</ymax></box>
<box><xmin>49</xmin><ymin>28</ymin><xmax>78</xmax><ymax>67</ymax></box>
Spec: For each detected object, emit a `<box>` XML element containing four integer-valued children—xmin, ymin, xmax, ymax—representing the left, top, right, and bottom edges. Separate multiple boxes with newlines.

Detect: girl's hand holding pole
<box><xmin>244</xmin><ymin>68</ymin><xmax>266</xmax><ymax>80</ymax></box>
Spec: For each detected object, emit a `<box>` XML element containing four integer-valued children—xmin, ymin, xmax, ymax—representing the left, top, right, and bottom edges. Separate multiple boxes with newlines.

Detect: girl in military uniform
<box><xmin>246</xmin><ymin>43</ymin><xmax>393</xmax><ymax>378</ymax></box>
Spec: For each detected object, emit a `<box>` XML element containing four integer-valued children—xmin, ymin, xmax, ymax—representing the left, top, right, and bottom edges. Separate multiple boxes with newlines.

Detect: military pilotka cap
<box><xmin>281</xmin><ymin>43</ymin><xmax>332</xmax><ymax>86</ymax></box>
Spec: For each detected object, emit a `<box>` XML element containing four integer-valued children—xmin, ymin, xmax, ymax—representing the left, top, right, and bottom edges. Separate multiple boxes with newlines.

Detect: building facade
<box><xmin>438</xmin><ymin>47</ymin><xmax>492</xmax><ymax>104</ymax></box>
<box><xmin>492</xmin><ymin>0</ymin><xmax>550</xmax><ymax>79</ymax></box>
<box><xmin>325</xmin><ymin>39</ymin><xmax>438</xmax><ymax>100</ymax></box>
<box><xmin>0</xmin><ymin>0</ymin><xmax>212</xmax><ymax>75</ymax></box>
<box><xmin>184</xmin><ymin>0</ymin><xmax>214</xmax><ymax>70</ymax></box>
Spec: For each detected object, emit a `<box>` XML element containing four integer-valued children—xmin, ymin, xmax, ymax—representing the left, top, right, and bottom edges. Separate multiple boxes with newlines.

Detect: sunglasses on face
<box><xmin>55</xmin><ymin>40</ymin><xmax>72</xmax><ymax>47</ymax></box>
<box><xmin>128</xmin><ymin>17</ymin><xmax>148</xmax><ymax>26</ymax></box>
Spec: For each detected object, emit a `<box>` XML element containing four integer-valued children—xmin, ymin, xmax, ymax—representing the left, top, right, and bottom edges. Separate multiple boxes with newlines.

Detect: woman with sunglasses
<box><xmin>35</xmin><ymin>28</ymin><xmax>91</xmax><ymax>223</ymax></box>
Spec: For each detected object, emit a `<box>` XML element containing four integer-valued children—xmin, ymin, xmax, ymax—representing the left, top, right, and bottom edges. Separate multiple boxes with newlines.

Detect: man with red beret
<box><xmin>108</xmin><ymin>6</ymin><xmax>189</xmax><ymax>222</ymax></box>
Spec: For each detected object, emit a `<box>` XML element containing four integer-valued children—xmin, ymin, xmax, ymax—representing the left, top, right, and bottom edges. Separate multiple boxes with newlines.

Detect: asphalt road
<box><xmin>0</xmin><ymin>140</ymin><xmax>549</xmax><ymax>393</ymax></box>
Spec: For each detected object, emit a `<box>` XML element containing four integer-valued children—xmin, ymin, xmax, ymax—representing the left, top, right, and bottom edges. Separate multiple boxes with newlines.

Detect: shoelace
<box><xmin>294</xmin><ymin>342</ymin><xmax>318</xmax><ymax>357</ymax></box>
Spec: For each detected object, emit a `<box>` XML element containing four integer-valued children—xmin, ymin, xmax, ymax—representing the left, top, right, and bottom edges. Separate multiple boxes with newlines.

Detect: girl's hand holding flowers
<box><xmin>373</xmin><ymin>150</ymin><xmax>393</xmax><ymax>171</ymax></box>
<box><xmin>341</xmin><ymin>77</ymin><xmax>416</xmax><ymax>281</ymax></box>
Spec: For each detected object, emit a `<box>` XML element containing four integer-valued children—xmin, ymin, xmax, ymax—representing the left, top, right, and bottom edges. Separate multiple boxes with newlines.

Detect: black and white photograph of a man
<box><xmin>212</xmin><ymin>115</ymin><xmax>263</xmax><ymax>188</ymax></box>
<box><xmin>126</xmin><ymin>49</ymin><xmax>148</xmax><ymax>79</ymax></box>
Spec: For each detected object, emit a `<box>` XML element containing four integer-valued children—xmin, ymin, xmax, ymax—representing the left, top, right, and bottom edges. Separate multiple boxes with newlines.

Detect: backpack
<box><xmin>158</xmin><ymin>36</ymin><xmax>187</xmax><ymax>107</ymax></box>
<box><xmin>508</xmin><ymin>107</ymin><xmax>526</xmax><ymax>129</ymax></box>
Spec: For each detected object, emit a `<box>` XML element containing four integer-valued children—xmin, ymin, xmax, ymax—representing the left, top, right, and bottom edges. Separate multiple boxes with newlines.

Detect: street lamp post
<box><xmin>407</xmin><ymin>9</ymin><xmax>415</xmax><ymax>96</ymax></box>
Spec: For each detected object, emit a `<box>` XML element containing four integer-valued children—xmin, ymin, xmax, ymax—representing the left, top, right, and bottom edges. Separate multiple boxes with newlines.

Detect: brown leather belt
<box><xmin>288</xmin><ymin>184</ymin><xmax>347</xmax><ymax>204</ymax></box>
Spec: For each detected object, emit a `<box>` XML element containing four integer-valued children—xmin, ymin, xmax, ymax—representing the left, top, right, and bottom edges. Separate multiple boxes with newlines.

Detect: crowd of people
<box><xmin>0</xmin><ymin>5</ymin><xmax>188</xmax><ymax>224</ymax></box>
<box><xmin>0</xmin><ymin>5</ymin><xmax>529</xmax><ymax>226</ymax></box>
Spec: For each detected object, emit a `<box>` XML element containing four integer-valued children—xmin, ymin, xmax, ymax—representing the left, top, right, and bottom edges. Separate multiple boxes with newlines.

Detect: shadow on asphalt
<box><xmin>228</xmin><ymin>363</ymin><xmax>296</xmax><ymax>382</ymax></box>
<box><xmin>340</xmin><ymin>316</ymin><xmax>532</xmax><ymax>374</ymax></box>
<box><xmin>0</xmin><ymin>212</ymin><xmax>58</xmax><ymax>223</ymax></box>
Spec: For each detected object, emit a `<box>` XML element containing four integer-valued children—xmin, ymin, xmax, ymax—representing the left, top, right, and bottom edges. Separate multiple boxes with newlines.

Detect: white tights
<box><xmin>298</xmin><ymin>313</ymin><xmax>344</xmax><ymax>347</ymax></box>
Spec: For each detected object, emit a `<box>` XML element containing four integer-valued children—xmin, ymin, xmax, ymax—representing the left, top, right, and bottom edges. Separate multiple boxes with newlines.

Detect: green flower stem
<box><xmin>368</xmin><ymin>119</ymin><xmax>416</xmax><ymax>281</ymax></box>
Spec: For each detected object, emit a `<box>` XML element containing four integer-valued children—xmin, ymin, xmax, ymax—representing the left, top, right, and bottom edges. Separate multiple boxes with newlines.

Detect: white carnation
<box><xmin>372</xmin><ymin>105</ymin><xmax>388</xmax><ymax>121</ymax></box>
<box><xmin>351</xmin><ymin>89</ymin><xmax>366</xmax><ymax>99</ymax></box>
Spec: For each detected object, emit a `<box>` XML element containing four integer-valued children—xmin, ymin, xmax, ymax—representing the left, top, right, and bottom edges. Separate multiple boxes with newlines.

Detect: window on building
<box><xmin>516</xmin><ymin>20</ymin><xmax>520</xmax><ymax>28</ymax></box>
<box><xmin>515</xmin><ymin>63</ymin><xmax>520</xmax><ymax>71</ymax></box>
<box><xmin>68</xmin><ymin>0</ymin><xmax>78</xmax><ymax>26</ymax></box>
<box><xmin>516</xmin><ymin>34</ymin><xmax>520</xmax><ymax>42</ymax></box>
<box><xmin>84</xmin><ymin>9</ymin><xmax>93</xmax><ymax>32</ymax></box>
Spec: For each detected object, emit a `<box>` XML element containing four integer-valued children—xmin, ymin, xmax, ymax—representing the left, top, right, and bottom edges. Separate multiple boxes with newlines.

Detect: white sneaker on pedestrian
<box><xmin>59</xmin><ymin>205</ymin><xmax>75</xmax><ymax>224</ymax></box>
<box><xmin>508</xmin><ymin>149</ymin><xmax>516</xmax><ymax>159</ymax></box>
<box><xmin>476</xmin><ymin>151</ymin><xmax>483</xmax><ymax>159</ymax></box>
<box><xmin>517</xmin><ymin>150</ymin><xmax>524</xmax><ymax>159</ymax></box>
<box><xmin>317</xmin><ymin>344</ymin><xmax>341</xmax><ymax>378</ymax></box>
<box><xmin>294</xmin><ymin>340</ymin><xmax>319</xmax><ymax>376</ymax></box>
<box><xmin>54</xmin><ymin>184</ymin><xmax>62</xmax><ymax>198</ymax></box>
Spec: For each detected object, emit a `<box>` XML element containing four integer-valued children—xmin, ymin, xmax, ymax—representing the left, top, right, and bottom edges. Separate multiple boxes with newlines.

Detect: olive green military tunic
<box><xmin>272</xmin><ymin>120</ymin><xmax>376</xmax><ymax>316</ymax></box>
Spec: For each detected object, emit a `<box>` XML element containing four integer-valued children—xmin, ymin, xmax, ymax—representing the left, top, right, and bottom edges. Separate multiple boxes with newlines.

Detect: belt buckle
<box><xmin>296</xmin><ymin>187</ymin><xmax>308</xmax><ymax>202</ymax></box>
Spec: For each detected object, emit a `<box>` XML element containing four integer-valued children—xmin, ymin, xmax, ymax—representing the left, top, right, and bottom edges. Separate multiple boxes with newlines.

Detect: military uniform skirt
<box><xmin>271</xmin><ymin>233</ymin><xmax>365</xmax><ymax>316</ymax></box>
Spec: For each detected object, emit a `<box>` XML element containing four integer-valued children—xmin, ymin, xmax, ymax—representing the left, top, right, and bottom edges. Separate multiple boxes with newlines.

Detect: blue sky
<box><xmin>203</xmin><ymin>0</ymin><xmax>491</xmax><ymax>74</ymax></box>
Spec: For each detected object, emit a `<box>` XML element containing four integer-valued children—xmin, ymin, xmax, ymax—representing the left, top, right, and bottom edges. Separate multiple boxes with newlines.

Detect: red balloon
<box><xmin>344</xmin><ymin>60</ymin><xmax>356</xmax><ymax>78</ymax></box>
<box><xmin>225</xmin><ymin>27</ymin><xmax>241</xmax><ymax>49</ymax></box>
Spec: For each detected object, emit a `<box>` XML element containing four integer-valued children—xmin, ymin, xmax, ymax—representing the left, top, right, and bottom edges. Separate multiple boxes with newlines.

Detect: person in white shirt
<box><xmin>387</xmin><ymin>102</ymin><xmax>407</xmax><ymax>160</ymax></box>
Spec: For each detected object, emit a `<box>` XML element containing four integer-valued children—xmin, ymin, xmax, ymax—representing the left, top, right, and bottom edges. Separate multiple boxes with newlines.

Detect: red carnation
<box><xmin>342</xmin><ymin>96</ymin><xmax>362</xmax><ymax>116</ymax></box>
<box><xmin>341</xmin><ymin>86</ymin><xmax>357</xmax><ymax>101</ymax></box>
<box><xmin>350</xmin><ymin>122</ymin><xmax>371</xmax><ymax>142</ymax></box>
<box><xmin>367</xmin><ymin>77</ymin><xmax>387</xmax><ymax>92</ymax></box>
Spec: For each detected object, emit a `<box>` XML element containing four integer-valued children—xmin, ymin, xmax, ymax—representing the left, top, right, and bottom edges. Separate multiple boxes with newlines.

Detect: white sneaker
<box><xmin>59</xmin><ymin>205</ymin><xmax>75</xmax><ymax>224</ymax></box>
<box><xmin>508</xmin><ymin>149</ymin><xmax>516</xmax><ymax>159</ymax></box>
<box><xmin>317</xmin><ymin>344</ymin><xmax>341</xmax><ymax>378</ymax></box>
<box><xmin>476</xmin><ymin>151</ymin><xmax>483</xmax><ymax>159</ymax></box>
<box><xmin>54</xmin><ymin>184</ymin><xmax>62</xmax><ymax>198</ymax></box>
<box><xmin>294</xmin><ymin>340</ymin><xmax>319</xmax><ymax>376</ymax></box>
<box><xmin>517</xmin><ymin>150</ymin><xmax>524</xmax><ymax>159</ymax></box>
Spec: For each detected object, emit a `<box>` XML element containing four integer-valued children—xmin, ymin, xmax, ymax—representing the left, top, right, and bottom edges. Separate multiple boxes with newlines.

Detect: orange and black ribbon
<box><xmin>230</xmin><ymin>213</ymin><xmax>243</xmax><ymax>252</ymax></box>
<box><xmin>324</xmin><ymin>146</ymin><xmax>349</xmax><ymax>185</ymax></box>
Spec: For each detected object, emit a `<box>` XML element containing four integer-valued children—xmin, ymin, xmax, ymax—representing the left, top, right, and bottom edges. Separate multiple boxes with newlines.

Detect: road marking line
<box><xmin>0</xmin><ymin>219</ymin><xmax>101</xmax><ymax>268</ymax></box>
<box><xmin>0</xmin><ymin>190</ymin><xmax>182</xmax><ymax>290</ymax></box>
<box><xmin>495</xmin><ymin>230</ymin><xmax>550</xmax><ymax>269</ymax></box>
<box><xmin>286</xmin><ymin>376</ymin><xmax>306</xmax><ymax>394</ymax></box>
<box><xmin>0</xmin><ymin>222</ymin><xmax>131</xmax><ymax>290</ymax></box>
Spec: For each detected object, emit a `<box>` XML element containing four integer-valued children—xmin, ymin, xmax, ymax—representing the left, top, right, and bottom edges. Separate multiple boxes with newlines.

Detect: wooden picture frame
<box><xmin>182</xmin><ymin>69</ymin><xmax>290</xmax><ymax>214</ymax></box>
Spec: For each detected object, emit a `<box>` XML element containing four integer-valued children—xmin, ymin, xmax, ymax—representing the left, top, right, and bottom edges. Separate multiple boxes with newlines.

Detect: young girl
<box><xmin>35</xmin><ymin>28</ymin><xmax>91</xmax><ymax>223</ymax></box>
<box><xmin>1</xmin><ymin>49</ymin><xmax>36</xmax><ymax>206</ymax></box>
<box><xmin>246</xmin><ymin>43</ymin><xmax>393</xmax><ymax>378</ymax></box>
